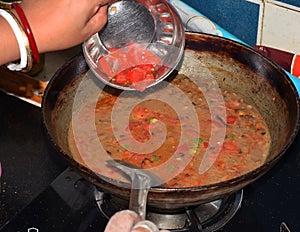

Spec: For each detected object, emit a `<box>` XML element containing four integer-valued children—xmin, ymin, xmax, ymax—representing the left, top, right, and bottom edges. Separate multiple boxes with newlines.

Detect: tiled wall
<box><xmin>182</xmin><ymin>0</ymin><xmax>300</xmax><ymax>54</ymax></box>
<box><xmin>276</xmin><ymin>0</ymin><xmax>300</xmax><ymax>8</ymax></box>
<box><xmin>259</xmin><ymin>1</ymin><xmax>300</xmax><ymax>54</ymax></box>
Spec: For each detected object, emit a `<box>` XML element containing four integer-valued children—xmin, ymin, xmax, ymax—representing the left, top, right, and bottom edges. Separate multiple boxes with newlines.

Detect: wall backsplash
<box><xmin>276</xmin><ymin>0</ymin><xmax>300</xmax><ymax>8</ymax></box>
<box><xmin>182</xmin><ymin>0</ymin><xmax>300</xmax><ymax>54</ymax></box>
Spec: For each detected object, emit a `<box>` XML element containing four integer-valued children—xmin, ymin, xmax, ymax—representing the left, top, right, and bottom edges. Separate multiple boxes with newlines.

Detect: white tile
<box><xmin>258</xmin><ymin>2</ymin><xmax>300</xmax><ymax>54</ymax></box>
<box><xmin>246</xmin><ymin>0</ymin><xmax>263</xmax><ymax>4</ymax></box>
<box><xmin>266</xmin><ymin>0</ymin><xmax>300</xmax><ymax>11</ymax></box>
<box><xmin>255</xmin><ymin>1</ymin><xmax>265</xmax><ymax>45</ymax></box>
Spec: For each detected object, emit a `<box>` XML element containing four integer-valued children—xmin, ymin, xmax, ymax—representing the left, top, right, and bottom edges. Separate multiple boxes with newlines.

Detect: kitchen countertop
<box><xmin>0</xmin><ymin>90</ymin><xmax>67</xmax><ymax>226</ymax></box>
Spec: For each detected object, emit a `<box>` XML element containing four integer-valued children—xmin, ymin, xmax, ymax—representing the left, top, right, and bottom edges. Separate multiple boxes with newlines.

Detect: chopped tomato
<box><xmin>145</xmin><ymin>73</ymin><xmax>155</xmax><ymax>80</ymax></box>
<box><xmin>129</xmin><ymin>154</ymin><xmax>146</xmax><ymax>163</ymax></box>
<box><xmin>97</xmin><ymin>56</ymin><xmax>114</xmax><ymax>77</ymax></box>
<box><xmin>126</xmin><ymin>44</ymin><xmax>142</xmax><ymax>66</ymax></box>
<box><xmin>121</xmin><ymin>150</ymin><xmax>134</xmax><ymax>160</ymax></box>
<box><xmin>203</xmin><ymin>142</ymin><xmax>209</xmax><ymax>148</ymax></box>
<box><xmin>97</xmin><ymin>42</ymin><xmax>162</xmax><ymax>91</ymax></box>
<box><xmin>217</xmin><ymin>160</ymin><xmax>225</xmax><ymax>170</ymax></box>
<box><xmin>141</xmin><ymin>64</ymin><xmax>155</xmax><ymax>71</ymax></box>
<box><xmin>223</xmin><ymin>139</ymin><xmax>238</xmax><ymax>151</ymax></box>
<box><xmin>126</xmin><ymin>43</ymin><xmax>162</xmax><ymax>66</ymax></box>
<box><xmin>108</xmin><ymin>47</ymin><xmax>119</xmax><ymax>52</ymax></box>
<box><xmin>139</xmin><ymin>50</ymin><xmax>162</xmax><ymax>65</ymax></box>
<box><xmin>128</xmin><ymin>67</ymin><xmax>145</xmax><ymax>83</ymax></box>
<box><xmin>114</xmin><ymin>73</ymin><xmax>128</xmax><ymax>85</ymax></box>
<box><xmin>132</xmin><ymin>77</ymin><xmax>155</xmax><ymax>92</ymax></box>
<box><xmin>226</xmin><ymin>115</ymin><xmax>237</xmax><ymax>124</ymax></box>
<box><xmin>132</xmin><ymin>106</ymin><xmax>149</xmax><ymax>119</ymax></box>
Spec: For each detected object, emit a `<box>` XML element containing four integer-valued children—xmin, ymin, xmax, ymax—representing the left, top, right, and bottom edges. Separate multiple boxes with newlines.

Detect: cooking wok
<box><xmin>42</xmin><ymin>32</ymin><xmax>300</xmax><ymax>211</ymax></box>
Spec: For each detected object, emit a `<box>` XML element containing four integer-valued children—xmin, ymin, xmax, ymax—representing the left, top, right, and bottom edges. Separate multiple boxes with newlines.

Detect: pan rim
<box><xmin>42</xmin><ymin>32</ymin><xmax>300</xmax><ymax>197</ymax></box>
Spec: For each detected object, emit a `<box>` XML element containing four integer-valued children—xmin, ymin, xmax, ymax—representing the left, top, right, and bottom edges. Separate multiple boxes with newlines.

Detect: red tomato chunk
<box><xmin>97</xmin><ymin>42</ymin><xmax>163</xmax><ymax>91</ymax></box>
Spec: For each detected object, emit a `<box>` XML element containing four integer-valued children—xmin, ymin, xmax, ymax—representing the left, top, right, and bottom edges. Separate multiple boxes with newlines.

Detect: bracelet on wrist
<box><xmin>0</xmin><ymin>8</ymin><xmax>32</xmax><ymax>72</ymax></box>
<box><xmin>12</xmin><ymin>2</ymin><xmax>40</xmax><ymax>64</ymax></box>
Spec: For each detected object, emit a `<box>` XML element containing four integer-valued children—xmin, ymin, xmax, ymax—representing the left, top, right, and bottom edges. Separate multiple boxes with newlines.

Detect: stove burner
<box><xmin>95</xmin><ymin>189</ymin><xmax>243</xmax><ymax>232</ymax></box>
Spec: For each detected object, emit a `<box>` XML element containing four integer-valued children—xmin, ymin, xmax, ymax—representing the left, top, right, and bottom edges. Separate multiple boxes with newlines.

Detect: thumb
<box><xmin>104</xmin><ymin>210</ymin><xmax>139</xmax><ymax>232</ymax></box>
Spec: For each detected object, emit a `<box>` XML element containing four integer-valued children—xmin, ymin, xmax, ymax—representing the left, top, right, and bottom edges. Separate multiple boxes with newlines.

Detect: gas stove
<box><xmin>0</xmin><ymin>89</ymin><xmax>300</xmax><ymax>232</ymax></box>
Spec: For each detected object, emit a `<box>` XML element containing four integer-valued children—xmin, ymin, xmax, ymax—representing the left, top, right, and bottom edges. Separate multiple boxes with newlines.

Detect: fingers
<box><xmin>85</xmin><ymin>4</ymin><xmax>108</xmax><ymax>36</ymax></box>
<box><xmin>131</xmin><ymin>220</ymin><xmax>170</xmax><ymax>232</ymax></box>
<box><xmin>93</xmin><ymin>0</ymin><xmax>110</xmax><ymax>12</ymax></box>
<box><xmin>104</xmin><ymin>210</ymin><xmax>171</xmax><ymax>232</ymax></box>
<box><xmin>108</xmin><ymin>0</ymin><xmax>118</xmax><ymax>4</ymax></box>
<box><xmin>104</xmin><ymin>210</ymin><xmax>139</xmax><ymax>232</ymax></box>
<box><xmin>99</xmin><ymin>0</ymin><xmax>110</xmax><ymax>5</ymax></box>
<box><xmin>92</xmin><ymin>0</ymin><xmax>109</xmax><ymax>7</ymax></box>
<box><xmin>131</xmin><ymin>220</ymin><xmax>160</xmax><ymax>232</ymax></box>
<box><xmin>96</xmin><ymin>3</ymin><xmax>109</xmax><ymax>17</ymax></box>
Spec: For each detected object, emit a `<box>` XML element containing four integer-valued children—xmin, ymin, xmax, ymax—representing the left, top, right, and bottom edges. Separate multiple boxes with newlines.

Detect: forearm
<box><xmin>0</xmin><ymin>16</ymin><xmax>21</xmax><ymax>66</ymax></box>
<box><xmin>0</xmin><ymin>0</ymin><xmax>108</xmax><ymax>69</ymax></box>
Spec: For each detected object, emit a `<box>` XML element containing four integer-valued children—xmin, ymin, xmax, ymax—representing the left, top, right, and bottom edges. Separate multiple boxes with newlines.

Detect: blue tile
<box><xmin>277</xmin><ymin>0</ymin><xmax>300</xmax><ymax>8</ymax></box>
<box><xmin>181</xmin><ymin>0</ymin><xmax>260</xmax><ymax>46</ymax></box>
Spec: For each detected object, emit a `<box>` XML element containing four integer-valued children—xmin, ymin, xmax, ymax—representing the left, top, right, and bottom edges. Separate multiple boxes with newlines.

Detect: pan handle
<box><xmin>129</xmin><ymin>172</ymin><xmax>161</xmax><ymax>232</ymax></box>
<box><xmin>129</xmin><ymin>171</ymin><xmax>151</xmax><ymax>220</ymax></box>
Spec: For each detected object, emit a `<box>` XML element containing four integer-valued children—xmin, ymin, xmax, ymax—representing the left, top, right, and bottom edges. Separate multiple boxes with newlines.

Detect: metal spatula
<box><xmin>106</xmin><ymin>159</ymin><xmax>162</xmax><ymax>231</ymax></box>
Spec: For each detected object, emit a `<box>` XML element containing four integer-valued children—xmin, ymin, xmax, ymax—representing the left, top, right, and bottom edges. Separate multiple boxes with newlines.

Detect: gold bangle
<box><xmin>0</xmin><ymin>0</ymin><xmax>22</xmax><ymax>10</ymax></box>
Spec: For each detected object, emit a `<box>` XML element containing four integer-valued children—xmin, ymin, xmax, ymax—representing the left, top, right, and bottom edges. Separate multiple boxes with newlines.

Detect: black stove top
<box><xmin>1</xmin><ymin>90</ymin><xmax>300</xmax><ymax>232</ymax></box>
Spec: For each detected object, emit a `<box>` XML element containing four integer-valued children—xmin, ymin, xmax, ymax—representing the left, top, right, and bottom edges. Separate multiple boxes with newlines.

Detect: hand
<box><xmin>17</xmin><ymin>0</ymin><xmax>109</xmax><ymax>53</ymax></box>
<box><xmin>104</xmin><ymin>210</ymin><xmax>170</xmax><ymax>232</ymax></box>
